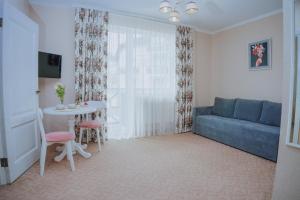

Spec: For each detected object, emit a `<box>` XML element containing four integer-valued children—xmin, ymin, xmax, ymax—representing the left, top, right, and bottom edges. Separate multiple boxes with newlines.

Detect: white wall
<box><xmin>30</xmin><ymin>5</ymin><xmax>75</xmax><ymax>131</ymax></box>
<box><xmin>207</xmin><ymin>14</ymin><xmax>283</xmax><ymax>104</ymax></box>
<box><xmin>272</xmin><ymin>1</ymin><xmax>300</xmax><ymax>200</ymax></box>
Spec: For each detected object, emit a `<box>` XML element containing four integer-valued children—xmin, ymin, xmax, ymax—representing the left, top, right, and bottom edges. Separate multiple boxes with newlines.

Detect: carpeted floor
<box><xmin>0</xmin><ymin>133</ymin><xmax>275</xmax><ymax>200</ymax></box>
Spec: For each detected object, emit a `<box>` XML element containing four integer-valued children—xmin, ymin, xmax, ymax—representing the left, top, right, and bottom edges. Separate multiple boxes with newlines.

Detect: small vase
<box><xmin>56</xmin><ymin>103</ymin><xmax>65</xmax><ymax>110</ymax></box>
<box><xmin>56</xmin><ymin>99</ymin><xmax>65</xmax><ymax>110</ymax></box>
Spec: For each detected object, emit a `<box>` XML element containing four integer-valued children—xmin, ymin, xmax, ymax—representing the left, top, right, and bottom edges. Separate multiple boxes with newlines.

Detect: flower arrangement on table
<box><xmin>55</xmin><ymin>83</ymin><xmax>65</xmax><ymax>109</ymax></box>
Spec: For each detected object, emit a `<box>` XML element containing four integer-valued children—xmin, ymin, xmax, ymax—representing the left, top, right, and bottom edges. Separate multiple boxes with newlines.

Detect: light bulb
<box><xmin>185</xmin><ymin>1</ymin><xmax>199</xmax><ymax>15</ymax></box>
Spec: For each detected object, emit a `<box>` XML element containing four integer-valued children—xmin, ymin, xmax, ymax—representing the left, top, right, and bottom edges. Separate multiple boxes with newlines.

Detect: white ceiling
<box><xmin>29</xmin><ymin>0</ymin><xmax>282</xmax><ymax>33</ymax></box>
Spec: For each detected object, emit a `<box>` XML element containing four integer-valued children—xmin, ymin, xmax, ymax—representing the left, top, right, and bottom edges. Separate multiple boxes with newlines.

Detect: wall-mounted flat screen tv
<box><xmin>38</xmin><ymin>51</ymin><xmax>62</xmax><ymax>78</ymax></box>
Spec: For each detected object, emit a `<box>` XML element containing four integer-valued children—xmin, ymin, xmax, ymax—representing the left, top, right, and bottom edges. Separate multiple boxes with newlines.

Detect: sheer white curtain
<box><xmin>107</xmin><ymin>14</ymin><xmax>176</xmax><ymax>139</ymax></box>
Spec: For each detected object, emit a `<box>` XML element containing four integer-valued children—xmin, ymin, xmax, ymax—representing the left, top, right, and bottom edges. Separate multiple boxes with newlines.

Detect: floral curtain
<box><xmin>175</xmin><ymin>26</ymin><xmax>193</xmax><ymax>133</ymax></box>
<box><xmin>74</xmin><ymin>8</ymin><xmax>108</xmax><ymax>142</ymax></box>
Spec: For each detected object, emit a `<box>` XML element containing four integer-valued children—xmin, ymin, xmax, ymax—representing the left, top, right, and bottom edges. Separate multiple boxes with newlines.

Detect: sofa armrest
<box><xmin>193</xmin><ymin>106</ymin><xmax>213</xmax><ymax>117</ymax></box>
<box><xmin>192</xmin><ymin>106</ymin><xmax>213</xmax><ymax>132</ymax></box>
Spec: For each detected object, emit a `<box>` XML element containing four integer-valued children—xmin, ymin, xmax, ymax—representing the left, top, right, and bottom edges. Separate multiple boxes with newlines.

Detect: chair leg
<box><xmin>66</xmin><ymin>142</ymin><xmax>75</xmax><ymax>171</ymax></box>
<box><xmin>102</xmin><ymin>131</ymin><xmax>108</xmax><ymax>143</ymax></box>
<box><xmin>40</xmin><ymin>143</ymin><xmax>47</xmax><ymax>176</ymax></box>
<box><xmin>105</xmin><ymin>131</ymin><xmax>108</xmax><ymax>142</ymax></box>
<box><xmin>96</xmin><ymin>128</ymin><xmax>101</xmax><ymax>152</ymax></box>
<box><xmin>87</xmin><ymin>129</ymin><xmax>90</xmax><ymax>144</ymax></box>
<box><xmin>79</xmin><ymin>128</ymin><xmax>83</xmax><ymax>145</ymax></box>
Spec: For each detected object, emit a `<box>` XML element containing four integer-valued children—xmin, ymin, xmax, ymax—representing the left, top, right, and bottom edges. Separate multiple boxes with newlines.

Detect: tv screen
<box><xmin>38</xmin><ymin>52</ymin><xmax>62</xmax><ymax>78</ymax></box>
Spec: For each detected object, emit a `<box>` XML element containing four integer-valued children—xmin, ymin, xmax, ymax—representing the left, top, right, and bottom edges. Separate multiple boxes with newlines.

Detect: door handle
<box><xmin>36</xmin><ymin>90</ymin><xmax>40</xmax><ymax>94</ymax></box>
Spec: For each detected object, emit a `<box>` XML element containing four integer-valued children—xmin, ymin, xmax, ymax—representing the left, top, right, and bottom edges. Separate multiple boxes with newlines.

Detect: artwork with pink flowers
<box><xmin>249</xmin><ymin>39</ymin><xmax>271</xmax><ymax>69</ymax></box>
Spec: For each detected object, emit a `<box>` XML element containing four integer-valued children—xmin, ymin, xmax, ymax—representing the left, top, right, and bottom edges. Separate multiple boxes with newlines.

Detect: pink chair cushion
<box><xmin>79</xmin><ymin>120</ymin><xmax>101</xmax><ymax>129</ymax></box>
<box><xmin>45</xmin><ymin>132</ymin><xmax>75</xmax><ymax>142</ymax></box>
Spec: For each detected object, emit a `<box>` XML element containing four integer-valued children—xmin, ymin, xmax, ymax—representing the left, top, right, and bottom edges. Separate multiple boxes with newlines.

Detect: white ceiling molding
<box><xmin>29</xmin><ymin>0</ymin><xmax>282</xmax><ymax>35</ymax></box>
<box><xmin>72</xmin><ymin>3</ymin><xmax>212</xmax><ymax>34</ymax></box>
<box><xmin>29</xmin><ymin>0</ymin><xmax>69</xmax><ymax>7</ymax></box>
<box><xmin>29</xmin><ymin>0</ymin><xmax>212</xmax><ymax>34</ymax></box>
<box><xmin>211</xmin><ymin>9</ymin><xmax>283</xmax><ymax>35</ymax></box>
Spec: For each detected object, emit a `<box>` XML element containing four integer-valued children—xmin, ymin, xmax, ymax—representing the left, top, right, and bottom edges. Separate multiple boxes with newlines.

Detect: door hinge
<box><xmin>0</xmin><ymin>158</ymin><xmax>8</xmax><ymax>167</ymax></box>
<box><xmin>0</xmin><ymin>18</ymin><xmax>3</xmax><ymax>28</ymax></box>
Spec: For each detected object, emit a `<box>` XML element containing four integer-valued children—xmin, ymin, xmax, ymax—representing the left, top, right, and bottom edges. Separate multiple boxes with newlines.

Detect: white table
<box><xmin>43</xmin><ymin>106</ymin><xmax>97</xmax><ymax>162</ymax></box>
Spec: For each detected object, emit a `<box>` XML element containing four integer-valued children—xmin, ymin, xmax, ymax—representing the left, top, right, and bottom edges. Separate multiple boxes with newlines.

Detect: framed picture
<box><xmin>248</xmin><ymin>39</ymin><xmax>271</xmax><ymax>70</ymax></box>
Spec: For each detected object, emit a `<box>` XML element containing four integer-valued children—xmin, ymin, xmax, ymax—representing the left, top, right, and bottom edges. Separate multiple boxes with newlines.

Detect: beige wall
<box><xmin>272</xmin><ymin>1</ymin><xmax>300</xmax><ymax>200</ymax></box>
<box><xmin>209</xmin><ymin>14</ymin><xmax>283</xmax><ymax>104</ymax></box>
<box><xmin>30</xmin><ymin>5</ymin><xmax>75</xmax><ymax>131</ymax></box>
<box><xmin>193</xmin><ymin>31</ymin><xmax>212</xmax><ymax>106</ymax></box>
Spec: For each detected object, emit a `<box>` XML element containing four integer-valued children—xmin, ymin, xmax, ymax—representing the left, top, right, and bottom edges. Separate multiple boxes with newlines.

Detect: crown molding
<box><xmin>29</xmin><ymin>0</ymin><xmax>211</xmax><ymax>33</ymax></box>
<box><xmin>211</xmin><ymin>9</ymin><xmax>283</xmax><ymax>35</ymax></box>
<box><xmin>29</xmin><ymin>0</ymin><xmax>70</xmax><ymax>7</ymax></box>
<box><xmin>191</xmin><ymin>27</ymin><xmax>212</xmax><ymax>35</ymax></box>
<box><xmin>29</xmin><ymin>0</ymin><xmax>282</xmax><ymax>36</ymax></box>
<box><xmin>74</xmin><ymin>3</ymin><xmax>205</xmax><ymax>32</ymax></box>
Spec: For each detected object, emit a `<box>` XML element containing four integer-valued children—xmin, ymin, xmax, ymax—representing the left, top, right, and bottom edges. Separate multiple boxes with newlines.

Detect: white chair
<box><xmin>37</xmin><ymin>108</ymin><xmax>75</xmax><ymax>176</ymax></box>
<box><xmin>79</xmin><ymin>101</ymin><xmax>106</xmax><ymax>152</ymax></box>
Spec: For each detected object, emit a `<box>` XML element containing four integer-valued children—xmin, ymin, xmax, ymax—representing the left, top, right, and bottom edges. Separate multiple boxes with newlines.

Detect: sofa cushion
<box><xmin>259</xmin><ymin>101</ymin><xmax>282</xmax><ymax>127</ymax></box>
<box><xmin>234</xmin><ymin>99</ymin><xmax>263</xmax><ymax>122</ymax></box>
<box><xmin>194</xmin><ymin>115</ymin><xmax>280</xmax><ymax>161</ymax></box>
<box><xmin>196</xmin><ymin>115</ymin><xmax>280</xmax><ymax>137</ymax></box>
<box><xmin>212</xmin><ymin>97</ymin><xmax>236</xmax><ymax>118</ymax></box>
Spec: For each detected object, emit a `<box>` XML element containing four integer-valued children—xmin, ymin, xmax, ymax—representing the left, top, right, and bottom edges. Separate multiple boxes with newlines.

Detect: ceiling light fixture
<box><xmin>169</xmin><ymin>10</ymin><xmax>180</xmax><ymax>22</ymax></box>
<box><xmin>159</xmin><ymin>0</ymin><xmax>198</xmax><ymax>23</ymax></box>
<box><xmin>185</xmin><ymin>1</ymin><xmax>199</xmax><ymax>15</ymax></box>
<box><xmin>160</xmin><ymin>0</ymin><xmax>172</xmax><ymax>13</ymax></box>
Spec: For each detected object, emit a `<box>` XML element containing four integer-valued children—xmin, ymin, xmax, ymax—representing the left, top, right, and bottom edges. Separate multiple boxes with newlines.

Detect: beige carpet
<box><xmin>0</xmin><ymin>133</ymin><xmax>275</xmax><ymax>200</ymax></box>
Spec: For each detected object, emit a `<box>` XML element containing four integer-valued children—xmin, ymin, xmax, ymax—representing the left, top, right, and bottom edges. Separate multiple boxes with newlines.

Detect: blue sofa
<box><xmin>192</xmin><ymin>97</ymin><xmax>281</xmax><ymax>161</ymax></box>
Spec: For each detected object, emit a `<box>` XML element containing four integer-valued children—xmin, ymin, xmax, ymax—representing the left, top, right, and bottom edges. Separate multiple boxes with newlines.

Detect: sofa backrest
<box><xmin>259</xmin><ymin>101</ymin><xmax>282</xmax><ymax>127</ymax></box>
<box><xmin>233</xmin><ymin>99</ymin><xmax>263</xmax><ymax>122</ymax></box>
<box><xmin>212</xmin><ymin>97</ymin><xmax>236</xmax><ymax>118</ymax></box>
<box><xmin>212</xmin><ymin>97</ymin><xmax>282</xmax><ymax>127</ymax></box>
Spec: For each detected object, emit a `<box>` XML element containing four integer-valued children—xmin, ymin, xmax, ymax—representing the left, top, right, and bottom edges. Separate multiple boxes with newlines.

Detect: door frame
<box><xmin>0</xmin><ymin>0</ymin><xmax>8</xmax><ymax>185</ymax></box>
<box><xmin>0</xmin><ymin>106</ymin><xmax>8</xmax><ymax>185</ymax></box>
<box><xmin>0</xmin><ymin>129</ymin><xmax>8</xmax><ymax>185</ymax></box>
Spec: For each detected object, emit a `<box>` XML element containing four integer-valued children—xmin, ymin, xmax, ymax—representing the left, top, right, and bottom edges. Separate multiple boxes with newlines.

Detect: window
<box><xmin>107</xmin><ymin>14</ymin><xmax>176</xmax><ymax>139</ymax></box>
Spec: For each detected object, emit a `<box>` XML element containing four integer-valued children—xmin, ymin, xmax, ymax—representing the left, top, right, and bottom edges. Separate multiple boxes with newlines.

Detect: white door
<box><xmin>0</xmin><ymin>0</ymin><xmax>39</xmax><ymax>183</ymax></box>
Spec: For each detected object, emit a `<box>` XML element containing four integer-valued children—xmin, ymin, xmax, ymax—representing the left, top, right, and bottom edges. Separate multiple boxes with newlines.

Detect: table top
<box><xmin>43</xmin><ymin>105</ymin><xmax>97</xmax><ymax>116</ymax></box>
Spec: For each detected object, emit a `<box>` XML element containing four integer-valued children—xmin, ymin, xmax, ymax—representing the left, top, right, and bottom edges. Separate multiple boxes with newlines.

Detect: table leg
<box><xmin>55</xmin><ymin>146</ymin><xmax>65</xmax><ymax>152</ymax></box>
<box><xmin>54</xmin><ymin>118</ymin><xmax>92</xmax><ymax>162</ymax></box>
<box><xmin>54</xmin><ymin>147</ymin><xmax>67</xmax><ymax>162</ymax></box>
<box><xmin>73</xmin><ymin>141</ymin><xmax>91</xmax><ymax>158</ymax></box>
<box><xmin>68</xmin><ymin>119</ymin><xmax>92</xmax><ymax>158</ymax></box>
<box><xmin>56</xmin><ymin>142</ymin><xmax>87</xmax><ymax>153</ymax></box>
